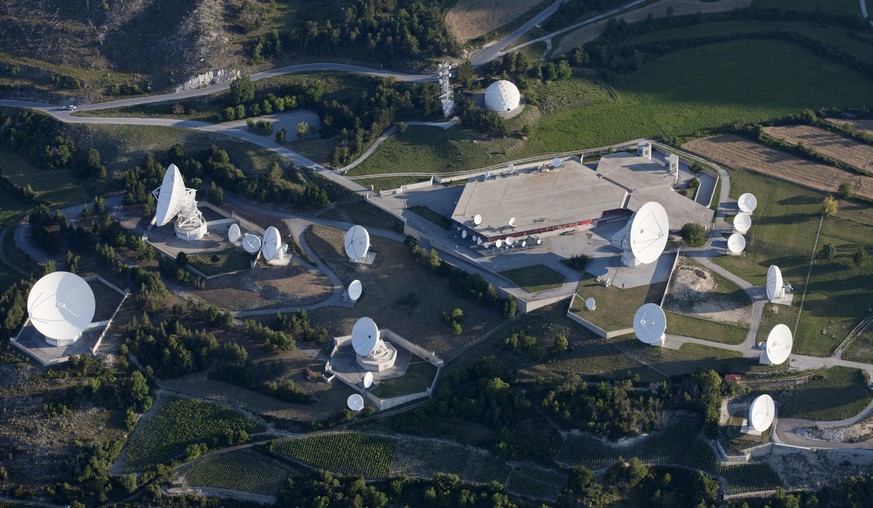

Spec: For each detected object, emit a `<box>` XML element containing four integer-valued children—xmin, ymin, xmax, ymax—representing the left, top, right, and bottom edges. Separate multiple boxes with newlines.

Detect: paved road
<box><xmin>470</xmin><ymin>0</ymin><xmax>567</xmax><ymax>67</ymax></box>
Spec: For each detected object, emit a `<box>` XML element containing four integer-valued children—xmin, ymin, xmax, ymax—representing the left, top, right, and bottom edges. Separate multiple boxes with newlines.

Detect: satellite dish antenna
<box><xmin>733</xmin><ymin>212</ymin><xmax>751</xmax><ymax>234</ymax></box>
<box><xmin>473</xmin><ymin>214</ymin><xmax>482</xmax><ymax>226</ymax></box>
<box><xmin>727</xmin><ymin>233</ymin><xmax>746</xmax><ymax>254</ymax></box>
<box><xmin>508</xmin><ymin>217</ymin><xmax>516</xmax><ymax>227</ymax></box>
<box><xmin>228</xmin><ymin>224</ymin><xmax>241</xmax><ymax>243</ymax></box>
<box><xmin>483</xmin><ymin>171</ymin><xmax>491</xmax><ymax>180</ymax></box>
<box><xmin>27</xmin><ymin>271</ymin><xmax>96</xmax><ymax>345</ymax></box>
<box><xmin>508</xmin><ymin>163</ymin><xmax>515</xmax><ymax>173</ymax></box>
<box><xmin>154</xmin><ymin>164</ymin><xmax>187</xmax><ymax>227</ymax></box>
<box><xmin>362</xmin><ymin>372</ymin><xmax>374</xmax><ymax>389</ymax></box>
<box><xmin>535</xmin><ymin>237</ymin><xmax>542</xmax><ymax>245</ymax></box>
<box><xmin>738</xmin><ymin>193</ymin><xmax>758</xmax><ymax>213</ymax></box>
<box><xmin>761</xmin><ymin>324</ymin><xmax>793</xmax><ymax>365</ymax></box>
<box><xmin>242</xmin><ymin>233</ymin><xmax>261</xmax><ymax>254</ymax></box>
<box><xmin>351</xmin><ymin>317</ymin><xmax>380</xmax><ymax>356</ymax></box>
<box><xmin>344</xmin><ymin>225</ymin><xmax>371</xmax><ymax>261</ymax></box>
<box><xmin>748</xmin><ymin>394</ymin><xmax>776</xmax><ymax>432</ymax></box>
<box><xmin>347</xmin><ymin>394</ymin><xmax>365</xmax><ymax>412</ymax></box>
<box><xmin>629</xmin><ymin>202</ymin><xmax>669</xmax><ymax>265</ymax></box>
<box><xmin>585</xmin><ymin>297</ymin><xmax>596</xmax><ymax>311</ymax></box>
<box><xmin>551</xmin><ymin>157</ymin><xmax>562</xmax><ymax>169</ymax></box>
<box><xmin>461</xmin><ymin>230</ymin><xmax>467</xmax><ymax>239</ymax></box>
<box><xmin>476</xmin><ymin>237</ymin><xmax>482</xmax><ymax>245</ymax></box>
<box><xmin>521</xmin><ymin>240</ymin><xmax>527</xmax><ymax>247</ymax></box>
<box><xmin>495</xmin><ymin>239</ymin><xmax>503</xmax><ymax>248</ymax></box>
<box><xmin>766</xmin><ymin>265</ymin><xmax>785</xmax><ymax>301</ymax></box>
<box><xmin>262</xmin><ymin>226</ymin><xmax>282</xmax><ymax>261</ymax></box>
<box><xmin>633</xmin><ymin>303</ymin><xmax>666</xmax><ymax>346</ymax></box>
<box><xmin>506</xmin><ymin>237</ymin><xmax>515</xmax><ymax>246</ymax></box>
<box><xmin>348</xmin><ymin>280</ymin><xmax>363</xmax><ymax>302</ymax></box>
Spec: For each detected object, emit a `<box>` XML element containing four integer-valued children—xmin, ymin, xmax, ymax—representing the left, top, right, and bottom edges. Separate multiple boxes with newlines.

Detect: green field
<box><xmin>0</xmin><ymin>149</ymin><xmax>103</xmax><ymax>206</ymax></box>
<box><xmin>187</xmin><ymin>247</ymin><xmax>253</xmax><ymax>276</ymax></box>
<box><xmin>844</xmin><ymin>328</ymin><xmax>873</xmax><ymax>363</ymax></box>
<box><xmin>500</xmin><ymin>264</ymin><xmax>566</xmax><ymax>293</ymax></box>
<box><xmin>372</xmin><ymin>361</ymin><xmax>437</xmax><ymax>398</ymax></box>
<box><xmin>184</xmin><ymin>450</ymin><xmax>288</xmax><ymax>497</ymax></box>
<box><xmin>408</xmin><ymin>205</ymin><xmax>452</xmax><ymax>230</ymax></box>
<box><xmin>120</xmin><ymin>396</ymin><xmax>265</xmax><ymax>473</ymax></box>
<box><xmin>557</xmin><ymin>420</ymin><xmax>782</xmax><ymax>495</ymax></box>
<box><xmin>775</xmin><ymin>367</ymin><xmax>873</xmax><ymax>421</ymax></box>
<box><xmin>505</xmin><ymin>464</ymin><xmax>567</xmax><ymax>501</ymax></box>
<box><xmin>752</xmin><ymin>0</ymin><xmax>865</xmax><ymax>17</ymax></box>
<box><xmin>570</xmin><ymin>277</ymin><xmax>667</xmax><ymax>332</ymax></box>
<box><xmin>664</xmin><ymin>312</ymin><xmax>748</xmax><ymax>345</ymax></box>
<box><xmin>275</xmin><ymin>432</ymin><xmax>396</xmax><ymax>478</ymax></box>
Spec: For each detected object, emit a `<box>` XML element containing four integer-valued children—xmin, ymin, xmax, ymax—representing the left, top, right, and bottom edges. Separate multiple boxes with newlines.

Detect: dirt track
<box><xmin>554</xmin><ymin>0</ymin><xmax>750</xmax><ymax>55</ymax></box>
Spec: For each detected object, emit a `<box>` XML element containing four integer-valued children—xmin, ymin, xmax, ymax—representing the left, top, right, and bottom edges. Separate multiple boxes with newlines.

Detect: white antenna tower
<box><xmin>438</xmin><ymin>62</ymin><xmax>455</xmax><ymax>118</ymax></box>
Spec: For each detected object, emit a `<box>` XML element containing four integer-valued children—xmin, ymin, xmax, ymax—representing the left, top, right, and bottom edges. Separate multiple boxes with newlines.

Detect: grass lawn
<box><xmin>187</xmin><ymin>247</ymin><xmax>253</xmax><ymax>276</ymax></box>
<box><xmin>316</xmin><ymin>199</ymin><xmax>405</xmax><ymax>232</ymax></box>
<box><xmin>752</xmin><ymin>0</ymin><xmax>865</xmax><ymax>17</ymax></box>
<box><xmin>843</xmin><ymin>328</ymin><xmax>873</xmax><ymax>363</ymax></box>
<box><xmin>773</xmin><ymin>367</ymin><xmax>873</xmax><ymax>421</ymax></box>
<box><xmin>372</xmin><ymin>361</ymin><xmax>437</xmax><ymax>398</ymax></box>
<box><xmin>500</xmin><ymin>265</ymin><xmax>566</xmax><ymax>293</ymax></box>
<box><xmin>0</xmin><ymin>149</ymin><xmax>105</xmax><ymax>206</ymax></box>
<box><xmin>570</xmin><ymin>277</ymin><xmax>667</xmax><ymax>332</ymax></box>
<box><xmin>664</xmin><ymin>312</ymin><xmax>747</xmax><ymax>345</ymax></box>
<box><xmin>408</xmin><ymin>206</ymin><xmax>452</xmax><ymax>230</ymax></box>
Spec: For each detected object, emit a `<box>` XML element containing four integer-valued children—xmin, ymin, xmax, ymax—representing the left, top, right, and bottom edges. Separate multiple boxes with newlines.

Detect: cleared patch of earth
<box><xmin>826</xmin><ymin>117</ymin><xmax>873</xmax><ymax>136</ymax></box>
<box><xmin>663</xmin><ymin>259</ymin><xmax>752</xmax><ymax>325</ymax></box>
<box><xmin>766</xmin><ymin>448</ymin><xmax>873</xmax><ymax>491</ymax></box>
<box><xmin>191</xmin><ymin>264</ymin><xmax>333</xmax><ymax>311</ymax></box>
<box><xmin>445</xmin><ymin>0</ymin><xmax>544</xmax><ymax>43</ymax></box>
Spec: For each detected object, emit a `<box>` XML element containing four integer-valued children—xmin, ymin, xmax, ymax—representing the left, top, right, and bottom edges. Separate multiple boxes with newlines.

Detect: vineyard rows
<box><xmin>120</xmin><ymin>396</ymin><xmax>265</xmax><ymax>473</ymax></box>
<box><xmin>184</xmin><ymin>450</ymin><xmax>288</xmax><ymax>496</ymax></box>
<box><xmin>505</xmin><ymin>464</ymin><xmax>567</xmax><ymax>501</ymax></box>
<box><xmin>556</xmin><ymin>422</ymin><xmax>781</xmax><ymax>494</ymax></box>
<box><xmin>276</xmin><ymin>432</ymin><xmax>396</xmax><ymax>478</ymax></box>
<box><xmin>392</xmin><ymin>438</ymin><xmax>511</xmax><ymax>485</ymax></box>
<box><xmin>683</xmin><ymin>135</ymin><xmax>873</xmax><ymax>200</ymax></box>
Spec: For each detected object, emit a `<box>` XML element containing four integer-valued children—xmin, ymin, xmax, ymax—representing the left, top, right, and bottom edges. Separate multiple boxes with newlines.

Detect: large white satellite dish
<box><xmin>262</xmin><ymin>226</ymin><xmax>282</xmax><ymax>261</ymax></box>
<box><xmin>344</xmin><ymin>225</ymin><xmax>370</xmax><ymax>261</ymax></box>
<box><xmin>348</xmin><ymin>280</ymin><xmax>363</xmax><ymax>302</ymax></box>
<box><xmin>629</xmin><ymin>202</ymin><xmax>669</xmax><ymax>265</ymax></box>
<box><xmin>585</xmin><ymin>298</ymin><xmax>596</xmax><ymax>311</ymax></box>
<box><xmin>27</xmin><ymin>271</ymin><xmax>96</xmax><ymax>344</ymax></box>
<box><xmin>727</xmin><ymin>233</ymin><xmax>746</xmax><ymax>254</ymax></box>
<box><xmin>761</xmin><ymin>324</ymin><xmax>793</xmax><ymax>365</ymax></box>
<box><xmin>473</xmin><ymin>214</ymin><xmax>482</xmax><ymax>226</ymax></box>
<box><xmin>734</xmin><ymin>212</ymin><xmax>751</xmax><ymax>234</ymax></box>
<box><xmin>351</xmin><ymin>317</ymin><xmax>380</xmax><ymax>356</ymax></box>
<box><xmin>228</xmin><ymin>224</ymin><xmax>241</xmax><ymax>243</ymax></box>
<box><xmin>748</xmin><ymin>394</ymin><xmax>776</xmax><ymax>432</ymax></box>
<box><xmin>738</xmin><ymin>193</ymin><xmax>758</xmax><ymax>214</ymax></box>
<box><xmin>347</xmin><ymin>394</ymin><xmax>365</xmax><ymax>412</ymax></box>
<box><xmin>506</xmin><ymin>237</ymin><xmax>515</xmax><ymax>246</ymax></box>
<box><xmin>766</xmin><ymin>265</ymin><xmax>784</xmax><ymax>301</ymax></box>
<box><xmin>633</xmin><ymin>303</ymin><xmax>666</xmax><ymax>346</ymax></box>
<box><xmin>242</xmin><ymin>233</ymin><xmax>262</xmax><ymax>254</ymax></box>
<box><xmin>362</xmin><ymin>371</ymin><xmax>374</xmax><ymax>389</ymax></box>
<box><xmin>495</xmin><ymin>239</ymin><xmax>503</xmax><ymax>248</ymax></box>
<box><xmin>154</xmin><ymin>164</ymin><xmax>186</xmax><ymax>227</ymax></box>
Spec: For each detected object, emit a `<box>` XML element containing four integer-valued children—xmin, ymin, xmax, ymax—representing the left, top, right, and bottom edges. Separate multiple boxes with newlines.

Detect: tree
<box><xmin>276</xmin><ymin>128</ymin><xmax>286</xmax><ymax>142</ymax></box>
<box><xmin>228</xmin><ymin>74</ymin><xmax>255</xmax><ymax>106</ymax></box>
<box><xmin>680</xmin><ymin>222</ymin><xmax>706</xmax><ymax>247</ymax></box>
<box><xmin>296</xmin><ymin>120</ymin><xmax>311</xmax><ymax>139</ymax></box>
<box><xmin>819</xmin><ymin>243</ymin><xmax>837</xmax><ymax>261</ymax></box>
<box><xmin>554</xmin><ymin>334</ymin><xmax>569</xmax><ymax>355</ymax></box>
<box><xmin>838</xmin><ymin>182</ymin><xmax>854</xmax><ymax>200</ymax></box>
<box><xmin>503</xmin><ymin>298</ymin><xmax>517</xmax><ymax>318</ymax></box>
<box><xmin>86</xmin><ymin>147</ymin><xmax>107</xmax><ymax>179</ymax></box>
<box><xmin>823</xmin><ymin>196</ymin><xmax>839</xmax><ymax>216</ymax></box>
<box><xmin>456</xmin><ymin>60</ymin><xmax>474</xmax><ymax>89</ymax></box>
<box><xmin>176</xmin><ymin>251</ymin><xmax>188</xmax><ymax>268</ymax></box>
<box><xmin>854</xmin><ymin>246</ymin><xmax>870</xmax><ymax>268</ymax></box>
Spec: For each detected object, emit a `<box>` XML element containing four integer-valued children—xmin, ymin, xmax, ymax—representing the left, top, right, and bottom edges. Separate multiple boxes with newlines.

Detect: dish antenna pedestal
<box><xmin>351</xmin><ymin>317</ymin><xmax>397</xmax><ymax>372</ymax></box>
<box><xmin>152</xmin><ymin>164</ymin><xmax>207</xmax><ymax>241</ymax></box>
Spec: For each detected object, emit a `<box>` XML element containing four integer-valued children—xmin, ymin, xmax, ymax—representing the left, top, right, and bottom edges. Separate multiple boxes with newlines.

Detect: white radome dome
<box><xmin>484</xmin><ymin>80</ymin><xmax>520</xmax><ymax>112</ymax></box>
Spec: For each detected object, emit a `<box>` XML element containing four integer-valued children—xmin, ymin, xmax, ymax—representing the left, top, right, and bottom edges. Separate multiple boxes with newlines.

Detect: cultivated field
<box><xmin>826</xmin><ymin>118</ymin><xmax>873</xmax><ymax>136</ymax></box>
<box><xmin>505</xmin><ymin>464</ymin><xmax>567</xmax><ymax>501</ymax></box>
<box><xmin>391</xmin><ymin>436</ymin><xmax>511</xmax><ymax>484</ymax></box>
<box><xmin>763</xmin><ymin>124</ymin><xmax>873</xmax><ymax>174</ymax></box>
<box><xmin>445</xmin><ymin>0</ymin><xmax>543</xmax><ymax>43</ymax></box>
<box><xmin>275</xmin><ymin>432</ymin><xmax>396</xmax><ymax>478</ymax></box>
<box><xmin>554</xmin><ymin>0</ymin><xmax>751</xmax><ymax>56</ymax></box>
<box><xmin>183</xmin><ymin>449</ymin><xmax>289</xmax><ymax>497</ymax></box>
<box><xmin>683</xmin><ymin>135</ymin><xmax>873</xmax><ymax>200</ymax></box>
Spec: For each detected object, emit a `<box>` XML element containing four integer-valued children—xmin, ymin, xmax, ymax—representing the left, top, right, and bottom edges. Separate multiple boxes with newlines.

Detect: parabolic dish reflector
<box><xmin>228</xmin><ymin>224</ymin><xmax>241</xmax><ymax>243</ymax></box>
<box><xmin>347</xmin><ymin>394</ymin><xmax>365</xmax><ymax>412</ymax></box>
<box><xmin>551</xmin><ymin>157</ymin><xmax>561</xmax><ymax>168</ymax></box>
<box><xmin>738</xmin><ymin>193</ymin><xmax>758</xmax><ymax>213</ymax></box>
<box><xmin>727</xmin><ymin>233</ymin><xmax>746</xmax><ymax>254</ymax></box>
<box><xmin>495</xmin><ymin>239</ymin><xmax>503</xmax><ymax>248</ymax></box>
<box><xmin>506</xmin><ymin>237</ymin><xmax>515</xmax><ymax>246</ymax></box>
<box><xmin>262</xmin><ymin>226</ymin><xmax>282</xmax><ymax>261</ymax></box>
<box><xmin>351</xmin><ymin>317</ymin><xmax>380</xmax><ymax>356</ymax></box>
<box><xmin>748</xmin><ymin>394</ymin><xmax>776</xmax><ymax>432</ymax></box>
<box><xmin>734</xmin><ymin>212</ymin><xmax>751</xmax><ymax>233</ymax></box>
<box><xmin>629</xmin><ymin>202</ymin><xmax>669</xmax><ymax>265</ymax></box>
<box><xmin>473</xmin><ymin>214</ymin><xmax>482</xmax><ymax>226</ymax></box>
<box><xmin>27</xmin><ymin>271</ymin><xmax>96</xmax><ymax>341</ymax></box>
<box><xmin>508</xmin><ymin>217</ymin><xmax>516</xmax><ymax>227</ymax></box>
<box><xmin>461</xmin><ymin>230</ymin><xmax>467</xmax><ymax>239</ymax></box>
<box><xmin>242</xmin><ymin>233</ymin><xmax>261</xmax><ymax>254</ymax></box>
<box><xmin>764</xmin><ymin>324</ymin><xmax>793</xmax><ymax>365</ymax></box>
<box><xmin>766</xmin><ymin>265</ymin><xmax>783</xmax><ymax>301</ymax></box>
<box><xmin>348</xmin><ymin>280</ymin><xmax>363</xmax><ymax>302</ymax></box>
<box><xmin>344</xmin><ymin>225</ymin><xmax>370</xmax><ymax>261</ymax></box>
<box><xmin>633</xmin><ymin>303</ymin><xmax>667</xmax><ymax>345</ymax></box>
<box><xmin>155</xmin><ymin>164</ymin><xmax>187</xmax><ymax>227</ymax></box>
<box><xmin>585</xmin><ymin>298</ymin><xmax>596</xmax><ymax>310</ymax></box>
<box><xmin>363</xmin><ymin>371</ymin><xmax>373</xmax><ymax>389</ymax></box>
